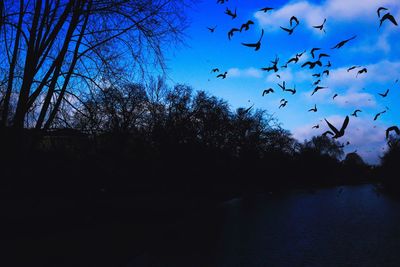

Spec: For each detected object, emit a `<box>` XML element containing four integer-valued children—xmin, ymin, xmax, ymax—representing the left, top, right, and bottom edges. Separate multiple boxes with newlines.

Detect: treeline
<box><xmin>1</xmin><ymin>80</ymin><xmax>374</xmax><ymax>197</ymax></box>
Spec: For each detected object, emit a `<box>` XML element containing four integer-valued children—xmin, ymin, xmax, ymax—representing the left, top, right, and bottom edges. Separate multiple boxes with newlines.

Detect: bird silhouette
<box><xmin>322</xmin><ymin>70</ymin><xmax>330</xmax><ymax>77</ymax></box>
<box><xmin>313</xmin><ymin>18</ymin><xmax>326</xmax><ymax>32</ymax></box>
<box><xmin>280</xmin><ymin>25</ymin><xmax>297</xmax><ymax>35</ymax></box>
<box><xmin>324</xmin><ymin>116</ymin><xmax>350</xmax><ymax>139</ymax></box>
<box><xmin>333</xmin><ymin>93</ymin><xmax>338</xmax><ymax>99</ymax></box>
<box><xmin>290</xmin><ymin>16</ymin><xmax>300</xmax><ymax>27</ymax></box>
<box><xmin>211</xmin><ymin>68</ymin><xmax>220</xmax><ymax>73</ymax></box>
<box><xmin>386</xmin><ymin>126</ymin><xmax>400</xmax><ymax>139</ymax></box>
<box><xmin>225</xmin><ymin>7</ymin><xmax>237</xmax><ymax>19</ymax></box>
<box><xmin>318</xmin><ymin>53</ymin><xmax>330</xmax><ymax>60</ymax></box>
<box><xmin>262</xmin><ymin>88</ymin><xmax>274</xmax><ymax>96</ymax></box>
<box><xmin>217</xmin><ymin>0</ymin><xmax>228</xmax><ymax>4</ymax></box>
<box><xmin>378</xmin><ymin>89</ymin><xmax>389</xmax><ymax>97</ymax></box>
<box><xmin>302</xmin><ymin>60</ymin><xmax>322</xmax><ymax>69</ymax></box>
<box><xmin>311</xmin><ymin>86</ymin><xmax>327</xmax><ymax>95</ymax></box>
<box><xmin>347</xmin><ymin>66</ymin><xmax>360</xmax><ymax>72</ymax></box>
<box><xmin>276</xmin><ymin>74</ymin><xmax>281</xmax><ymax>79</ymax></box>
<box><xmin>377</xmin><ymin>7</ymin><xmax>388</xmax><ymax>17</ymax></box>
<box><xmin>310</xmin><ymin>48</ymin><xmax>321</xmax><ymax>58</ymax></box>
<box><xmin>228</xmin><ymin>28</ymin><xmax>240</xmax><ymax>40</ymax></box>
<box><xmin>216</xmin><ymin>72</ymin><xmax>227</xmax><ymax>79</ymax></box>
<box><xmin>351</xmin><ymin>109</ymin><xmax>361</xmax><ymax>117</ymax></box>
<box><xmin>296</xmin><ymin>50</ymin><xmax>306</xmax><ymax>58</ymax></box>
<box><xmin>207</xmin><ymin>26</ymin><xmax>217</xmax><ymax>32</ymax></box>
<box><xmin>279</xmin><ymin>100</ymin><xmax>288</xmax><ymax>109</ymax></box>
<box><xmin>240</xmin><ymin>20</ymin><xmax>254</xmax><ymax>31</ymax></box>
<box><xmin>380</xmin><ymin>13</ymin><xmax>398</xmax><ymax>27</ymax></box>
<box><xmin>278</xmin><ymin>81</ymin><xmax>286</xmax><ymax>91</ymax></box>
<box><xmin>374</xmin><ymin>110</ymin><xmax>386</xmax><ymax>121</ymax></box>
<box><xmin>313</xmin><ymin>79</ymin><xmax>321</xmax><ymax>86</ymax></box>
<box><xmin>308</xmin><ymin>104</ymin><xmax>317</xmax><ymax>112</ymax></box>
<box><xmin>312</xmin><ymin>73</ymin><xmax>321</xmax><ymax>78</ymax></box>
<box><xmin>331</xmin><ymin>35</ymin><xmax>357</xmax><ymax>49</ymax></box>
<box><xmin>242</xmin><ymin>29</ymin><xmax>264</xmax><ymax>51</ymax></box>
<box><xmin>356</xmin><ymin>68</ymin><xmax>367</xmax><ymax>77</ymax></box>
<box><xmin>285</xmin><ymin>85</ymin><xmax>296</xmax><ymax>95</ymax></box>
<box><xmin>260</xmin><ymin>7</ymin><xmax>274</xmax><ymax>13</ymax></box>
<box><xmin>287</xmin><ymin>56</ymin><xmax>299</xmax><ymax>64</ymax></box>
<box><xmin>262</xmin><ymin>55</ymin><xmax>279</xmax><ymax>72</ymax></box>
<box><xmin>312</xmin><ymin>124</ymin><xmax>320</xmax><ymax>129</ymax></box>
<box><xmin>325</xmin><ymin>61</ymin><xmax>332</xmax><ymax>68</ymax></box>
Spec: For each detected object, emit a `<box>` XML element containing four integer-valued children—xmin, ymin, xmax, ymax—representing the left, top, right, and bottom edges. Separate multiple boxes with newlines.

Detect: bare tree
<box><xmin>0</xmin><ymin>0</ymin><xmax>189</xmax><ymax>129</ymax></box>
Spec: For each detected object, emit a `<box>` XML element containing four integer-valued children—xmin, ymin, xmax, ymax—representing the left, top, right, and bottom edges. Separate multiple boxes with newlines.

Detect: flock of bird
<box><xmin>208</xmin><ymin>2</ymin><xmax>399</xmax><ymax>151</ymax></box>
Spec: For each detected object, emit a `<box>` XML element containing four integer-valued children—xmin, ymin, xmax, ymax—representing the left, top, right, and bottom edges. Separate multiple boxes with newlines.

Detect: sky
<box><xmin>165</xmin><ymin>0</ymin><xmax>400</xmax><ymax>164</ymax></box>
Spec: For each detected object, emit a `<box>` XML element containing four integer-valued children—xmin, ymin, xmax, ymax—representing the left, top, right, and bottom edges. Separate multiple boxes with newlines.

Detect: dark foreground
<box><xmin>3</xmin><ymin>184</ymin><xmax>400</xmax><ymax>267</ymax></box>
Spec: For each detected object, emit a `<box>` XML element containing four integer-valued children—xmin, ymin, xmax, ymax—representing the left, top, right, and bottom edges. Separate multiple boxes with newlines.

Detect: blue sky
<box><xmin>166</xmin><ymin>0</ymin><xmax>400</xmax><ymax>164</ymax></box>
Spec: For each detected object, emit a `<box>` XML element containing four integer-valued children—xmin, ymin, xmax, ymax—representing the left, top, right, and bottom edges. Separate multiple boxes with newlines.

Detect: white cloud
<box><xmin>334</xmin><ymin>91</ymin><xmax>376</xmax><ymax>108</ymax></box>
<box><xmin>255</xmin><ymin>0</ymin><xmax>399</xmax><ymax>30</ymax></box>
<box><xmin>293</xmin><ymin>115</ymin><xmax>389</xmax><ymax>164</ymax></box>
<box><xmin>228</xmin><ymin>67</ymin><xmax>263</xmax><ymax>78</ymax></box>
<box><xmin>326</xmin><ymin>60</ymin><xmax>400</xmax><ymax>89</ymax></box>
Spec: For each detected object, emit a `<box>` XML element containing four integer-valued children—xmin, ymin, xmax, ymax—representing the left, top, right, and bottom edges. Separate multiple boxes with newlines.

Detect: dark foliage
<box><xmin>0</xmin><ymin>82</ymin><xmax>377</xmax><ymax>266</ymax></box>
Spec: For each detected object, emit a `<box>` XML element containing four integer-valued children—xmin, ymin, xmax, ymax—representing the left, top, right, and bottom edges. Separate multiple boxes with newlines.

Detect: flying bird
<box><xmin>347</xmin><ymin>66</ymin><xmax>360</xmax><ymax>72</ymax></box>
<box><xmin>296</xmin><ymin>50</ymin><xmax>306</xmax><ymax>58</ymax></box>
<box><xmin>216</xmin><ymin>72</ymin><xmax>227</xmax><ymax>79</ymax></box>
<box><xmin>312</xmin><ymin>124</ymin><xmax>320</xmax><ymax>129</ymax></box>
<box><xmin>313</xmin><ymin>79</ymin><xmax>321</xmax><ymax>86</ymax></box>
<box><xmin>313</xmin><ymin>18</ymin><xmax>327</xmax><ymax>32</ymax></box>
<box><xmin>356</xmin><ymin>68</ymin><xmax>367</xmax><ymax>77</ymax></box>
<box><xmin>280</xmin><ymin>26</ymin><xmax>297</xmax><ymax>35</ymax></box>
<box><xmin>325</xmin><ymin>61</ymin><xmax>332</xmax><ymax>68</ymax></box>
<box><xmin>310</xmin><ymin>48</ymin><xmax>321</xmax><ymax>58</ymax></box>
<box><xmin>318</xmin><ymin>53</ymin><xmax>330</xmax><ymax>60</ymax></box>
<box><xmin>380</xmin><ymin>13</ymin><xmax>398</xmax><ymax>27</ymax></box>
<box><xmin>324</xmin><ymin>116</ymin><xmax>350</xmax><ymax>139</ymax></box>
<box><xmin>285</xmin><ymin>85</ymin><xmax>296</xmax><ymax>95</ymax></box>
<box><xmin>225</xmin><ymin>7</ymin><xmax>237</xmax><ymax>19</ymax></box>
<box><xmin>228</xmin><ymin>28</ymin><xmax>240</xmax><ymax>40</ymax></box>
<box><xmin>261</xmin><ymin>55</ymin><xmax>279</xmax><ymax>72</ymax></box>
<box><xmin>374</xmin><ymin>110</ymin><xmax>386</xmax><ymax>121</ymax></box>
<box><xmin>240</xmin><ymin>20</ymin><xmax>254</xmax><ymax>31</ymax></box>
<box><xmin>279</xmin><ymin>100</ymin><xmax>288</xmax><ymax>109</ymax></box>
<box><xmin>302</xmin><ymin>60</ymin><xmax>322</xmax><ymax>69</ymax></box>
<box><xmin>322</xmin><ymin>70</ymin><xmax>330</xmax><ymax>77</ymax></box>
<box><xmin>287</xmin><ymin>56</ymin><xmax>299</xmax><ymax>64</ymax></box>
<box><xmin>262</xmin><ymin>88</ymin><xmax>274</xmax><ymax>96</ymax></box>
<box><xmin>378</xmin><ymin>89</ymin><xmax>389</xmax><ymax>97</ymax></box>
<box><xmin>331</xmin><ymin>35</ymin><xmax>357</xmax><ymax>49</ymax></box>
<box><xmin>333</xmin><ymin>93</ymin><xmax>338</xmax><ymax>99</ymax></box>
<box><xmin>207</xmin><ymin>26</ymin><xmax>217</xmax><ymax>33</ymax></box>
<box><xmin>217</xmin><ymin>0</ymin><xmax>228</xmax><ymax>3</ymax></box>
<box><xmin>290</xmin><ymin>16</ymin><xmax>300</xmax><ymax>27</ymax></box>
<box><xmin>260</xmin><ymin>7</ymin><xmax>273</xmax><ymax>13</ymax></box>
<box><xmin>308</xmin><ymin>104</ymin><xmax>317</xmax><ymax>112</ymax></box>
<box><xmin>351</xmin><ymin>109</ymin><xmax>362</xmax><ymax>117</ymax></box>
<box><xmin>386</xmin><ymin>126</ymin><xmax>400</xmax><ymax>139</ymax></box>
<box><xmin>311</xmin><ymin>86</ymin><xmax>327</xmax><ymax>95</ymax></box>
<box><xmin>278</xmin><ymin>81</ymin><xmax>286</xmax><ymax>91</ymax></box>
<box><xmin>312</xmin><ymin>73</ymin><xmax>321</xmax><ymax>78</ymax></box>
<box><xmin>211</xmin><ymin>68</ymin><xmax>219</xmax><ymax>73</ymax></box>
<box><xmin>241</xmin><ymin>29</ymin><xmax>264</xmax><ymax>51</ymax></box>
<box><xmin>377</xmin><ymin>7</ymin><xmax>388</xmax><ymax>18</ymax></box>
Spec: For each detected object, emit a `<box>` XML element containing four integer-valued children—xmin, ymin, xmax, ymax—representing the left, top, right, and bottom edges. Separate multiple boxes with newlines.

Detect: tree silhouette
<box><xmin>0</xmin><ymin>0</ymin><xmax>189</xmax><ymax>129</ymax></box>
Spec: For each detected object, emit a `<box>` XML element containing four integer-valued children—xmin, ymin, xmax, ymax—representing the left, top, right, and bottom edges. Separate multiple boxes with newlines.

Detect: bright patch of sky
<box><xmin>166</xmin><ymin>0</ymin><xmax>400</xmax><ymax>164</ymax></box>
